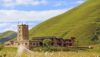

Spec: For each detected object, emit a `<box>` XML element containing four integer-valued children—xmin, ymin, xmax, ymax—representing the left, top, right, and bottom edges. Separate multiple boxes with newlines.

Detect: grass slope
<box><xmin>30</xmin><ymin>0</ymin><xmax>100</xmax><ymax>46</ymax></box>
<box><xmin>0</xmin><ymin>31</ymin><xmax>17</xmax><ymax>43</ymax></box>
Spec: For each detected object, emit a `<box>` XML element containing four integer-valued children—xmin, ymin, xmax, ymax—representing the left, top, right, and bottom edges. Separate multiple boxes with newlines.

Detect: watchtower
<box><xmin>17</xmin><ymin>24</ymin><xmax>30</xmax><ymax>48</ymax></box>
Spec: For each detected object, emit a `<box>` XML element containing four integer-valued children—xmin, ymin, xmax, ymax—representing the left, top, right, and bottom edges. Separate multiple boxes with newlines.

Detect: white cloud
<box><xmin>0</xmin><ymin>9</ymin><xmax>70</xmax><ymax>32</ymax></box>
<box><xmin>76</xmin><ymin>0</ymin><xmax>85</xmax><ymax>4</ymax></box>
<box><xmin>0</xmin><ymin>22</ymin><xmax>16</xmax><ymax>32</ymax></box>
<box><xmin>0</xmin><ymin>9</ymin><xmax>69</xmax><ymax>22</ymax></box>
<box><xmin>1</xmin><ymin>0</ymin><xmax>48</xmax><ymax>7</ymax></box>
<box><xmin>1</xmin><ymin>0</ymin><xmax>14</xmax><ymax>8</ymax></box>
<box><xmin>53</xmin><ymin>0</ymin><xmax>85</xmax><ymax>7</ymax></box>
<box><xmin>0</xmin><ymin>22</ymin><xmax>39</xmax><ymax>32</ymax></box>
<box><xmin>2</xmin><ymin>0</ymin><xmax>13</xmax><ymax>3</ymax></box>
<box><xmin>1</xmin><ymin>0</ymin><xmax>85</xmax><ymax>8</ymax></box>
<box><xmin>54</xmin><ymin>3</ymin><xmax>63</xmax><ymax>7</ymax></box>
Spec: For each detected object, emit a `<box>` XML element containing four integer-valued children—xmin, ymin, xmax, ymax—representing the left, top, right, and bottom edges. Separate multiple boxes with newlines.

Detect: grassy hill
<box><xmin>0</xmin><ymin>31</ymin><xmax>17</xmax><ymax>43</ymax></box>
<box><xmin>29</xmin><ymin>0</ymin><xmax>100</xmax><ymax>46</ymax></box>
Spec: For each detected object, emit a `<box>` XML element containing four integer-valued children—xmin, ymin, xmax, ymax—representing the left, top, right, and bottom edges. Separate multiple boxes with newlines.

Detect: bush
<box><xmin>32</xmin><ymin>46</ymin><xmax>78</xmax><ymax>52</ymax></box>
<box><xmin>43</xmin><ymin>39</ymin><xmax>52</xmax><ymax>47</ymax></box>
<box><xmin>0</xmin><ymin>44</ymin><xmax>4</xmax><ymax>51</ymax></box>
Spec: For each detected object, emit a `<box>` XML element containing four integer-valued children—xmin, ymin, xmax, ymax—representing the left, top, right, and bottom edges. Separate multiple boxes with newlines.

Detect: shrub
<box><xmin>0</xmin><ymin>44</ymin><xmax>4</xmax><ymax>51</ymax></box>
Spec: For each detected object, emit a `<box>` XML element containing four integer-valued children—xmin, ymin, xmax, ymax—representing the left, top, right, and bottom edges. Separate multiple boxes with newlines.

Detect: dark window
<box><xmin>25</xmin><ymin>43</ymin><xmax>27</xmax><ymax>45</ymax></box>
<box><xmin>39</xmin><ymin>42</ymin><xmax>43</xmax><ymax>46</ymax></box>
<box><xmin>69</xmin><ymin>43</ymin><xmax>72</xmax><ymax>46</ymax></box>
<box><xmin>66</xmin><ymin>43</ymin><xmax>69</xmax><ymax>45</ymax></box>
<box><xmin>68</xmin><ymin>40</ymin><xmax>72</xmax><ymax>42</ymax></box>
<box><xmin>32</xmin><ymin>43</ymin><xmax>35</xmax><ymax>45</ymax></box>
<box><xmin>57</xmin><ymin>43</ymin><xmax>62</xmax><ymax>46</ymax></box>
<box><xmin>64</xmin><ymin>44</ymin><xmax>66</xmax><ymax>46</ymax></box>
<box><xmin>51</xmin><ymin>42</ymin><xmax>53</xmax><ymax>45</ymax></box>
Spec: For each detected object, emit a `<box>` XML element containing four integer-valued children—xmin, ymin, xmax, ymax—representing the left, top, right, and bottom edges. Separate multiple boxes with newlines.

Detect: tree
<box><xmin>43</xmin><ymin>39</ymin><xmax>52</xmax><ymax>47</ymax></box>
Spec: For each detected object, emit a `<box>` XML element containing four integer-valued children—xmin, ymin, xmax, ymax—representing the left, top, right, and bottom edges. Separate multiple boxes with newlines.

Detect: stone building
<box><xmin>29</xmin><ymin>37</ymin><xmax>75</xmax><ymax>48</ymax></box>
<box><xmin>17</xmin><ymin>24</ymin><xmax>30</xmax><ymax>49</ymax></box>
<box><xmin>5</xmin><ymin>24</ymin><xmax>76</xmax><ymax>49</ymax></box>
<box><xmin>5</xmin><ymin>24</ymin><xmax>30</xmax><ymax>48</ymax></box>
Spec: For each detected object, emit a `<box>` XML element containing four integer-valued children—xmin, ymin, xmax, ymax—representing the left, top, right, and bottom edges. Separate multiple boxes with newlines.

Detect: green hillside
<box><xmin>0</xmin><ymin>31</ymin><xmax>16</xmax><ymax>38</ymax></box>
<box><xmin>0</xmin><ymin>31</ymin><xmax>17</xmax><ymax>43</ymax></box>
<box><xmin>30</xmin><ymin>0</ymin><xmax>100</xmax><ymax>46</ymax></box>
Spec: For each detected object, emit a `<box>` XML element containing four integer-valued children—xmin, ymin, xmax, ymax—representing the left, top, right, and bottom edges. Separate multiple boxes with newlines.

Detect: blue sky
<box><xmin>0</xmin><ymin>0</ymin><xmax>85</xmax><ymax>32</ymax></box>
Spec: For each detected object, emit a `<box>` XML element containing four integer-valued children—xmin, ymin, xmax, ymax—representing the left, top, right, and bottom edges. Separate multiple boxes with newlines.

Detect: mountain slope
<box><xmin>30</xmin><ymin>0</ymin><xmax>100</xmax><ymax>46</ymax></box>
<box><xmin>0</xmin><ymin>31</ymin><xmax>17</xmax><ymax>43</ymax></box>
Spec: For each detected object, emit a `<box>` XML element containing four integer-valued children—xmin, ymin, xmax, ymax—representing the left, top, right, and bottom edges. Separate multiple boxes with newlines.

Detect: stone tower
<box><xmin>17</xmin><ymin>24</ymin><xmax>30</xmax><ymax>48</ymax></box>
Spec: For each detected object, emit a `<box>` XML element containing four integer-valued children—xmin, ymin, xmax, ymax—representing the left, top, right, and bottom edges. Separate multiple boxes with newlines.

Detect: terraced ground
<box><xmin>0</xmin><ymin>44</ymin><xmax>100</xmax><ymax>57</ymax></box>
<box><xmin>0</xmin><ymin>48</ymin><xmax>100</xmax><ymax>57</ymax></box>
